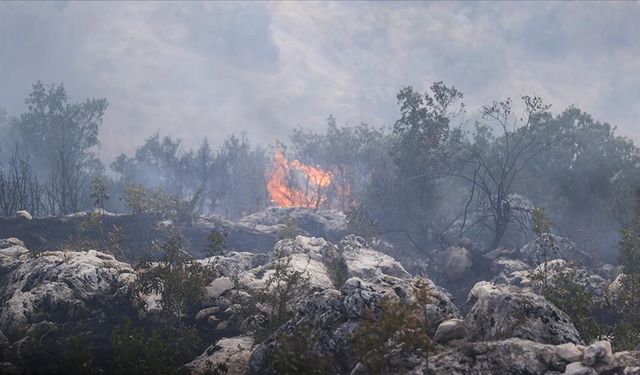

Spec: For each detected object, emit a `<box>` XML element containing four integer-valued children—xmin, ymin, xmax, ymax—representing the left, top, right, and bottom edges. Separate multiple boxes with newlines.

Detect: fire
<box><xmin>267</xmin><ymin>150</ymin><xmax>333</xmax><ymax>208</ymax></box>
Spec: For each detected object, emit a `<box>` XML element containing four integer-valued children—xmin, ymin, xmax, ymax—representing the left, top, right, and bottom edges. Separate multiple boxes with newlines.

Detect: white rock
<box><xmin>465</xmin><ymin>281</ymin><xmax>582</xmax><ymax>345</ymax></box>
<box><xmin>0</xmin><ymin>250</ymin><xmax>136</xmax><ymax>337</ymax></box>
<box><xmin>556</xmin><ymin>343</ymin><xmax>584</xmax><ymax>363</ymax></box>
<box><xmin>15</xmin><ymin>210</ymin><xmax>32</xmax><ymax>220</ymax></box>
<box><xmin>195</xmin><ymin>306</ymin><xmax>220</xmax><ymax>321</ymax></box>
<box><xmin>582</xmin><ymin>340</ymin><xmax>612</xmax><ymax>366</ymax></box>
<box><xmin>340</xmin><ymin>235</ymin><xmax>410</xmax><ymax>280</ymax></box>
<box><xmin>185</xmin><ymin>336</ymin><xmax>254</xmax><ymax>375</ymax></box>
<box><xmin>564</xmin><ymin>362</ymin><xmax>597</xmax><ymax>375</ymax></box>
<box><xmin>240</xmin><ymin>254</ymin><xmax>334</xmax><ymax>293</ymax></box>
<box><xmin>434</xmin><ymin>318</ymin><xmax>466</xmax><ymax>344</ymax></box>
<box><xmin>206</xmin><ymin>276</ymin><xmax>235</xmax><ymax>300</ymax></box>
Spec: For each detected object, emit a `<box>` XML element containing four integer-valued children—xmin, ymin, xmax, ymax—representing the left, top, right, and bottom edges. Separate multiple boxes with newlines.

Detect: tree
<box><xmin>8</xmin><ymin>82</ymin><xmax>107</xmax><ymax>214</ymax></box>
<box><xmin>366</xmin><ymin>82</ymin><xmax>463</xmax><ymax>251</ymax></box>
<box><xmin>454</xmin><ymin>96</ymin><xmax>559</xmax><ymax>250</ymax></box>
<box><xmin>615</xmin><ymin>187</ymin><xmax>640</xmax><ymax>349</ymax></box>
<box><xmin>0</xmin><ymin>146</ymin><xmax>43</xmax><ymax>216</ymax></box>
<box><xmin>90</xmin><ymin>176</ymin><xmax>109</xmax><ymax>210</ymax></box>
<box><xmin>516</xmin><ymin>107</ymin><xmax>640</xmax><ymax>258</ymax></box>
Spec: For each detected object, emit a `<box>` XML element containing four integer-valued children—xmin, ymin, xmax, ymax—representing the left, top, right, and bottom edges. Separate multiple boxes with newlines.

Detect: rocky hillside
<box><xmin>0</xmin><ymin>210</ymin><xmax>638</xmax><ymax>374</ymax></box>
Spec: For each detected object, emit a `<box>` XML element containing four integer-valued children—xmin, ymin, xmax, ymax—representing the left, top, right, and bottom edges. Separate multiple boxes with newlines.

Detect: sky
<box><xmin>1</xmin><ymin>1</ymin><xmax>639</xmax><ymax>161</ymax></box>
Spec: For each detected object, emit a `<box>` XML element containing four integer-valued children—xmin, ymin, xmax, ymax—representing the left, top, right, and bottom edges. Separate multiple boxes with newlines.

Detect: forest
<box><xmin>1</xmin><ymin>81</ymin><xmax>638</xmax><ymax>260</ymax></box>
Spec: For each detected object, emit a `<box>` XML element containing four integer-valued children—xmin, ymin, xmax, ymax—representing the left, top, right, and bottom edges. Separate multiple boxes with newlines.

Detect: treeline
<box><xmin>1</xmin><ymin>81</ymin><xmax>639</xmax><ymax>260</ymax></box>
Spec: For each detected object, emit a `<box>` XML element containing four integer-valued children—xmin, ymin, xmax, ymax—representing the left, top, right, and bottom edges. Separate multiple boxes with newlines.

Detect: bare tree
<box><xmin>0</xmin><ymin>147</ymin><xmax>43</xmax><ymax>216</ymax></box>
<box><xmin>454</xmin><ymin>96</ymin><xmax>560</xmax><ymax>250</ymax></box>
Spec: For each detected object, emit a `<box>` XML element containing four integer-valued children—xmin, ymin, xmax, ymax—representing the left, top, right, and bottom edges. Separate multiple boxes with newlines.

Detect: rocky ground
<box><xmin>0</xmin><ymin>209</ymin><xmax>638</xmax><ymax>374</ymax></box>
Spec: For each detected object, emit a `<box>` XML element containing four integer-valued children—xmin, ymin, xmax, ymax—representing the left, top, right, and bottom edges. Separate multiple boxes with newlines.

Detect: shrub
<box><xmin>111</xmin><ymin>319</ymin><xmax>201</xmax><ymax>375</ymax></box>
<box><xmin>204</xmin><ymin>230</ymin><xmax>227</xmax><ymax>257</ymax></box>
<box><xmin>271</xmin><ymin>325</ymin><xmax>335</xmax><ymax>375</ymax></box>
<box><xmin>235</xmin><ymin>256</ymin><xmax>310</xmax><ymax>342</ymax></box>
<box><xmin>532</xmin><ymin>265</ymin><xmax>607</xmax><ymax>344</ymax></box>
<box><xmin>351</xmin><ymin>279</ymin><xmax>433</xmax><ymax>374</ymax></box>
<box><xmin>136</xmin><ymin>233</ymin><xmax>216</xmax><ymax>326</ymax></box>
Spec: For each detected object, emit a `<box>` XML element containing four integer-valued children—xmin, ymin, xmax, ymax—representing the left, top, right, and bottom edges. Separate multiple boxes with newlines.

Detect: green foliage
<box><xmin>203</xmin><ymin>360</ymin><xmax>229</xmax><ymax>375</ymax></box>
<box><xmin>136</xmin><ymin>233</ymin><xmax>216</xmax><ymax>325</ymax></box>
<box><xmin>240</xmin><ymin>256</ymin><xmax>310</xmax><ymax>342</ymax></box>
<box><xmin>8</xmin><ymin>81</ymin><xmax>107</xmax><ymax>215</ymax></box>
<box><xmin>532</xmin><ymin>207</ymin><xmax>553</xmax><ymax>237</ymax></box>
<box><xmin>91</xmin><ymin>176</ymin><xmax>109</xmax><ymax>210</ymax></box>
<box><xmin>123</xmin><ymin>184</ymin><xmax>200</xmax><ymax>224</ymax></box>
<box><xmin>533</xmin><ymin>265</ymin><xmax>606</xmax><ymax>344</ymax></box>
<box><xmin>124</xmin><ymin>184</ymin><xmax>176</xmax><ymax>218</ymax></box>
<box><xmin>271</xmin><ymin>325</ymin><xmax>335</xmax><ymax>375</ymax></box>
<box><xmin>351</xmin><ymin>280</ymin><xmax>433</xmax><ymax>374</ymax></box>
<box><xmin>325</xmin><ymin>249</ymin><xmax>349</xmax><ymax>289</ymax></box>
<box><xmin>111</xmin><ymin>319</ymin><xmax>201</xmax><ymax>375</ymax></box>
<box><xmin>615</xmin><ymin>187</ymin><xmax>640</xmax><ymax>350</ymax></box>
<box><xmin>205</xmin><ymin>230</ymin><xmax>227</xmax><ymax>257</ymax></box>
<box><xmin>60</xmin><ymin>335</ymin><xmax>100</xmax><ymax>375</ymax></box>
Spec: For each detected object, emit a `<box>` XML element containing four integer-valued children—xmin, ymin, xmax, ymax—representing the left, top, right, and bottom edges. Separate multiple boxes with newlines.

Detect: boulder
<box><xmin>340</xmin><ymin>235</ymin><xmax>410</xmax><ymax>280</ymax></box>
<box><xmin>465</xmin><ymin>281</ymin><xmax>582</xmax><ymax>345</ymax></box>
<box><xmin>247</xmin><ymin>274</ymin><xmax>458</xmax><ymax>374</ymax></box>
<box><xmin>582</xmin><ymin>340</ymin><xmax>612</xmax><ymax>366</ymax></box>
<box><xmin>15</xmin><ymin>211</ymin><xmax>32</xmax><ymax>221</ymax></box>
<box><xmin>434</xmin><ymin>246</ymin><xmax>473</xmax><ymax>282</ymax></box>
<box><xmin>239</xmin><ymin>253</ymin><xmax>335</xmax><ymax>292</ymax></box>
<box><xmin>519</xmin><ymin>234</ymin><xmax>595</xmax><ymax>267</ymax></box>
<box><xmin>0</xmin><ymin>249</ymin><xmax>136</xmax><ymax>338</ymax></box>
<box><xmin>556</xmin><ymin>343</ymin><xmax>584</xmax><ymax>363</ymax></box>
<box><xmin>185</xmin><ymin>336</ymin><xmax>254</xmax><ymax>375</ymax></box>
<box><xmin>0</xmin><ymin>238</ymin><xmax>24</xmax><ymax>250</ymax></box>
<box><xmin>426</xmin><ymin>338</ymin><xmax>558</xmax><ymax>374</ymax></box>
<box><xmin>0</xmin><ymin>245</ymin><xmax>29</xmax><ymax>274</ymax></box>
<box><xmin>434</xmin><ymin>318</ymin><xmax>466</xmax><ymax>344</ymax></box>
<box><xmin>564</xmin><ymin>362</ymin><xmax>597</xmax><ymax>375</ymax></box>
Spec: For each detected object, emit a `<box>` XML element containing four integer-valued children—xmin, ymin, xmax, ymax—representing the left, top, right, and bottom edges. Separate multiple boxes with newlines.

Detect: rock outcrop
<box><xmin>465</xmin><ymin>281</ymin><xmax>583</xmax><ymax>345</ymax></box>
<box><xmin>425</xmin><ymin>338</ymin><xmax>640</xmax><ymax>375</ymax></box>
<box><xmin>0</xmin><ymin>226</ymin><xmax>636</xmax><ymax>375</ymax></box>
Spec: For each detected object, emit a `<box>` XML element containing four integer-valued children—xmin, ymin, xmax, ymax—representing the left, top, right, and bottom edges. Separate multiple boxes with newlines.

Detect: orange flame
<box><xmin>267</xmin><ymin>150</ymin><xmax>333</xmax><ymax>208</ymax></box>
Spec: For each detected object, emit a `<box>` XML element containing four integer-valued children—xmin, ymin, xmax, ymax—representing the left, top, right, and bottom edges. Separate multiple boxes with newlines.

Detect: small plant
<box><xmin>277</xmin><ymin>217</ymin><xmax>299</xmax><ymax>240</ymax></box>
<box><xmin>326</xmin><ymin>245</ymin><xmax>349</xmax><ymax>289</ymax></box>
<box><xmin>205</xmin><ymin>230</ymin><xmax>227</xmax><ymax>257</ymax></box>
<box><xmin>532</xmin><ymin>206</ymin><xmax>552</xmax><ymax>236</ymax></box>
<box><xmin>532</xmin><ymin>266</ymin><xmax>607</xmax><ymax>344</ymax></box>
<box><xmin>530</xmin><ymin>206</ymin><xmax>560</xmax><ymax>288</ymax></box>
<box><xmin>123</xmin><ymin>184</ymin><xmax>176</xmax><ymax>218</ymax></box>
<box><xmin>271</xmin><ymin>325</ymin><xmax>335</xmax><ymax>375</ymax></box>
<box><xmin>203</xmin><ymin>360</ymin><xmax>229</xmax><ymax>375</ymax></box>
<box><xmin>106</xmin><ymin>224</ymin><xmax>126</xmax><ymax>260</ymax></box>
<box><xmin>136</xmin><ymin>233</ymin><xmax>216</xmax><ymax>326</ymax></box>
<box><xmin>351</xmin><ymin>279</ymin><xmax>433</xmax><ymax>374</ymax></box>
<box><xmin>111</xmin><ymin>319</ymin><xmax>201</xmax><ymax>375</ymax></box>
<box><xmin>90</xmin><ymin>176</ymin><xmax>109</xmax><ymax>210</ymax></box>
<box><xmin>237</xmin><ymin>256</ymin><xmax>310</xmax><ymax>342</ymax></box>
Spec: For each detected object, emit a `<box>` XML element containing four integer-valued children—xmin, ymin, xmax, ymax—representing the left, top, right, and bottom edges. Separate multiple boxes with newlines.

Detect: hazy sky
<box><xmin>1</xmin><ymin>1</ymin><xmax>639</xmax><ymax>161</ymax></box>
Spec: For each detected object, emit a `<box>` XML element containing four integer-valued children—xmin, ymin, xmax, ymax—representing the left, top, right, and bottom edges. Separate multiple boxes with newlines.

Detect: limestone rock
<box><xmin>465</xmin><ymin>281</ymin><xmax>582</xmax><ymax>345</ymax></box>
<box><xmin>185</xmin><ymin>336</ymin><xmax>254</xmax><ymax>375</ymax></box>
<box><xmin>434</xmin><ymin>318</ymin><xmax>466</xmax><ymax>344</ymax></box>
